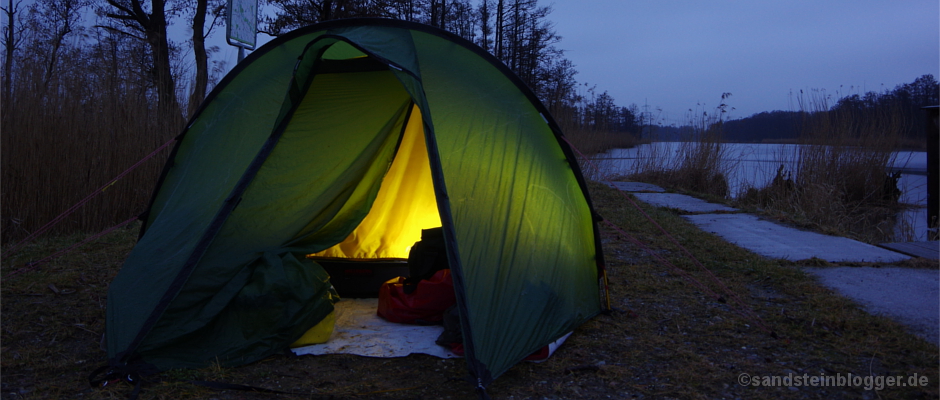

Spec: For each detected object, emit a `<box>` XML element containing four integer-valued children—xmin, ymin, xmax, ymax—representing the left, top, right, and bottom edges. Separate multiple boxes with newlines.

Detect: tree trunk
<box><xmin>479</xmin><ymin>0</ymin><xmax>490</xmax><ymax>52</ymax></box>
<box><xmin>495</xmin><ymin>0</ymin><xmax>503</xmax><ymax>60</ymax></box>
<box><xmin>188</xmin><ymin>0</ymin><xmax>208</xmax><ymax>117</ymax></box>
<box><xmin>105</xmin><ymin>0</ymin><xmax>182</xmax><ymax>124</ymax></box>
<box><xmin>2</xmin><ymin>0</ymin><xmax>16</xmax><ymax>107</ymax></box>
<box><xmin>148</xmin><ymin>8</ymin><xmax>180</xmax><ymax>124</ymax></box>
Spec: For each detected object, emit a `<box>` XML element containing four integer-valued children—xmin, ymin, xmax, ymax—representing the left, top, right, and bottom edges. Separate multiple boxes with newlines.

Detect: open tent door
<box><xmin>106</xmin><ymin>37</ymin><xmax>436</xmax><ymax>370</ymax></box>
<box><xmin>312</xmin><ymin>104</ymin><xmax>442</xmax><ymax>260</ymax></box>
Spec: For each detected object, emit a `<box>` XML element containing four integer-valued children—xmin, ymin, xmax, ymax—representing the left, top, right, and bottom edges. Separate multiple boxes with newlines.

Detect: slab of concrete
<box><xmin>878</xmin><ymin>241</ymin><xmax>939</xmax><ymax>259</ymax></box>
<box><xmin>683</xmin><ymin>213</ymin><xmax>911</xmax><ymax>263</ymax></box>
<box><xmin>804</xmin><ymin>267</ymin><xmax>940</xmax><ymax>346</ymax></box>
<box><xmin>607</xmin><ymin>181</ymin><xmax>665</xmax><ymax>192</ymax></box>
<box><xmin>633</xmin><ymin>193</ymin><xmax>738</xmax><ymax>213</ymax></box>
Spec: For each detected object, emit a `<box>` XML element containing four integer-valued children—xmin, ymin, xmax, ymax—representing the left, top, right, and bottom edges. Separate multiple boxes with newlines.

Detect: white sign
<box><xmin>226</xmin><ymin>0</ymin><xmax>258</xmax><ymax>49</ymax></box>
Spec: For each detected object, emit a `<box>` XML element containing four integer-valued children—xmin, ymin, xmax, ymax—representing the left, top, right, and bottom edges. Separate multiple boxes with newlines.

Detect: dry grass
<box><xmin>628</xmin><ymin>133</ymin><xmax>732</xmax><ymax>199</ymax></box>
<box><xmin>1</xmin><ymin>35</ymin><xmax>180</xmax><ymax>245</ymax></box>
<box><xmin>734</xmin><ymin>90</ymin><xmax>910</xmax><ymax>243</ymax></box>
<box><xmin>623</xmin><ymin>109</ymin><xmax>733</xmax><ymax>199</ymax></box>
<box><xmin>2</xmin><ymin>182</ymin><xmax>937</xmax><ymax>399</ymax></box>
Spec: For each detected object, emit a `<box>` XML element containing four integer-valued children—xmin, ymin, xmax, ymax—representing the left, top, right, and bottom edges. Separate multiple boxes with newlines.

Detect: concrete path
<box><xmin>609</xmin><ymin>181</ymin><xmax>937</xmax><ymax>346</ymax></box>
<box><xmin>804</xmin><ymin>267</ymin><xmax>939</xmax><ymax>346</ymax></box>
<box><xmin>634</xmin><ymin>193</ymin><xmax>738</xmax><ymax>214</ymax></box>
<box><xmin>879</xmin><ymin>241</ymin><xmax>940</xmax><ymax>259</ymax></box>
<box><xmin>607</xmin><ymin>181</ymin><xmax>910</xmax><ymax>263</ymax></box>
<box><xmin>685</xmin><ymin>213</ymin><xmax>909</xmax><ymax>263</ymax></box>
<box><xmin>607</xmin><ymin>181</ymin><xmax>666</xmax><ymax>192</ymax></box>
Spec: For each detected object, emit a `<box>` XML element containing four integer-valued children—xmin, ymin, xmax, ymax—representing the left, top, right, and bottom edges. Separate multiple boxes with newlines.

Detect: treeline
<box><xmin>720</xmin><ymin>74</ymin><xmax>939</xmax><ymax>145</ymax></box>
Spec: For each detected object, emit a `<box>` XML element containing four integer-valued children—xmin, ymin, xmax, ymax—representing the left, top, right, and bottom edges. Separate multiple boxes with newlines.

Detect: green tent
<box><xmin>106</xmin><ymin>18</ymin><xmax>607</xmax><ymax>391</ymax></box>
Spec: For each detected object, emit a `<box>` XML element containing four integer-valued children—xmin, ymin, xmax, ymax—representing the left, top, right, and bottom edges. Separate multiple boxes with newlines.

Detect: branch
<box><xmin>105</xmin><ymin>12</ymin><xmax>139</xmax><ymax>21</ymax></box>
<box><xmin>204</xmin><ymin>9</ymin><xmax>223</xmax><ymax>39</ymax></box>
<box><xmin>105</xmin><ymin>0</ymin><xmax>136</xmax><ymax>17</ymax></box>
<box><xmin>106</xmin><ymin>0</ymin><xmax>150</xmax><ymax>28</ymax></box>
<box><xmin>93</xmin><ymin>24</ymin><xmax>146</xmax><ymax>41</ymax></box>
<box><xmin>129</xmin><ymin>0</ymin><xmax>150</xmax><ymax>26</ymax></box>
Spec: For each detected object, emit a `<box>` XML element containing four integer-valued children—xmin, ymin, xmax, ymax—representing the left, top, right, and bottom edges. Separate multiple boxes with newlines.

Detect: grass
<box><xmin>617</xmin><ymin>102</ymin><xmax>735</xmax><ymax>199</ymax></box>
<box><xmin>627</xmin><ymin>132</ymin><xmax>733</xmax><ymax>199</ymax></box>
<box><xmin>2</xmin><ymin>182</ymin><xmax>937</xmax><ymax>399</ymax></box>
<box><xmin>731</xmin><ymin>91</ymin><xmax>910</xmax><ymax>243</ymax></box>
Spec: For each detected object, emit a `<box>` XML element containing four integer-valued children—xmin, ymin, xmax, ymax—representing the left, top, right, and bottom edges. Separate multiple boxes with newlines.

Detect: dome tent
<box><xmin>105</xmin><ymin>18</ymin><xmax>607</xmax><ymax>393</ymax></box>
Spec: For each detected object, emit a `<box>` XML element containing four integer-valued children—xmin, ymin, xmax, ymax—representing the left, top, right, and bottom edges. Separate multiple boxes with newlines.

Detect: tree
<box><xmin>1</xmin><ymin>0</ymin><xmax>26</xmax><ymax>107</ymax></box>
<box><xmin>261</xmin><ymin>0</ymin><xmax>393</xmax><ymax>35</ymax></box>
<box><xmin>477</xmin><ymin>0</ymin><xmax>491</xmax><ymax>51</ymax></box>
<box><xmin>186</xmin><ymin>0</ymin><xmax>225</xmax><ymax>115</ymax></box>
<box><xmin>99</xmin><ymin>0</ymin><xmax>183</xmax><ymax>123</ymax></box>
<box><xmin>30</xmin><ymin>0</ymin><xmax>91</xmax><ymax>92</ymax></box>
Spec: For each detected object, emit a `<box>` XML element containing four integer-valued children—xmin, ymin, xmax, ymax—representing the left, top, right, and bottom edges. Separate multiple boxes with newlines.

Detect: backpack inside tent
<box><xmin>104</xmin><ymin>18</ymin><xmax>607</xmax><ymax>393</ymax></box>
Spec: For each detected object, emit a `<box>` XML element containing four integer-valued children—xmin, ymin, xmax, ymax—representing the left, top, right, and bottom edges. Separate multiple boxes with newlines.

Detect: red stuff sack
<box><xmin>377</xmin><ymin>269</ymin><xmax>455</xmax><ymax>324</ymax></box>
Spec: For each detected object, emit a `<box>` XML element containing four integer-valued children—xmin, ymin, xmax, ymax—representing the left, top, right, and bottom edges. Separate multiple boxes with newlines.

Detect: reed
<box><xmin>625</xmin><ymin>107</ymin><xmax>733</xmax><ymax>198</ymax></box>
<box><xmin>735</xmin><ymin>89</ymin><xmax>908</xmax><ymax>242</ymax></box>
<box><xmin>1</xmin><ymin>38</ymin><xmax>181</xmax><ymax>244</ymax></box>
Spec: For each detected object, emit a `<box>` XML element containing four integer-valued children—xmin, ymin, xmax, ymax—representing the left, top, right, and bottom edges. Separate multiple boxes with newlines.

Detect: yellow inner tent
<box><xmin>310</xmin><ymin>105</ymin><xmax>441</xmax><ymax>260</ymax></box>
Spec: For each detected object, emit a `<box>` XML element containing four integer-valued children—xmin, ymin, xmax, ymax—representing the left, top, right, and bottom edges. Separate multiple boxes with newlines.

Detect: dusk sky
<box><xmin>204</xmin><ymin>1</ymin><xmax>939</xmax><ymax>124</ymax></box>
<box><xmin>549</xmin><ymin>0</ymin><xmax>940</xmax><ymax>123</ymax></box>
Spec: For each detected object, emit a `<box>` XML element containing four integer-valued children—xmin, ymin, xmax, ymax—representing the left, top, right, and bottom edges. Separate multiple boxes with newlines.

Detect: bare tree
<box><xmin>28</xmin><ymin>0</ymin><xmax>90</xmax><ymax>92</ymax></box>
<box><xmin>187</xmin><ymin>0</ymin><xmax>207</xmax><ymax>115</ymax></box>
<box><xmin>99</xmin><ymin>0</ymin><xmax>183</xmax><ymax>123</ymax></box>
<box><xmin>477</xmin><ymin>0</ymin><xmax>491</xmax><ymax>51</ymax></box>
<box><xmin>1</xmin><ymin>0</ymin><xmax>25</xmax><ymax>106</ymax></box>
<box><xmin>494</xmin><ymin>0</ymin><xmax>502</xmax><ymax>59</ymax></box>
<box><xmin>262</xmin><ymin>0</ymin><xmax>393</xmax><ymax>35</ymax></box>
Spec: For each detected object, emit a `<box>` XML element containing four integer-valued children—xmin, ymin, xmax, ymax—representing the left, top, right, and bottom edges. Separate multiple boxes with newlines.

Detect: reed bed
<box><xmin>735</xmin><ymin>90</ymin><xmax>908</xmax><ymax>243</ymax></box>
<box><xmin>1</xmin><ymin>45</ymin><xmax>181</xmax><ymax>245</ymax></box>
<box><xmin>623</xmin><ymin>109</ymin><xmax>734</xmax><ymax>199</ymax></box>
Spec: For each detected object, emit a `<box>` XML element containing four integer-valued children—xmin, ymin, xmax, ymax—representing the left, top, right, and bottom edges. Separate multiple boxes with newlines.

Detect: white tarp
<box><xmin>291</xmin><ymin>298</ymin><xmax>460</xmax><ymax>358</ymax></box>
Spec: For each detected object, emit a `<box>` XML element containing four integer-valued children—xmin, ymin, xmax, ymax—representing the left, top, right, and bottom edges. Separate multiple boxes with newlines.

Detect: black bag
<box><xmin>404</xmin><ymin>227</ymin><xmax>449</xmax><ymax>293</ymax></box>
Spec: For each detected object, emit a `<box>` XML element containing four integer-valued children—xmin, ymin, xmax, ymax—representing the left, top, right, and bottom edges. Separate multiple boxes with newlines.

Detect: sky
<box><xmin>197</xmin><ymin>1</ymin><xmax>940</xmax><ymax>124</ymax></box>
<box><xmin>548</xmin><ymin>0</ymin><xmax>940</xmax><ymax>123</ymax></box>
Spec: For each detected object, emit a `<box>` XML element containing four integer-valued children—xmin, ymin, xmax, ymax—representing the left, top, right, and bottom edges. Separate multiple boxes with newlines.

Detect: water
<box><xmin>594</xmin><ymin>143</ymin><xmax>930</xmax><ymax>241</ymax></box>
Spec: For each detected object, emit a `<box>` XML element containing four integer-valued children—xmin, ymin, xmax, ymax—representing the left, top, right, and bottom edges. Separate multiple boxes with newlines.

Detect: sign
<box><xmin>226</xmin><ymin>0</ymin><xmax>258</xmax><ymax>50</ymax></box>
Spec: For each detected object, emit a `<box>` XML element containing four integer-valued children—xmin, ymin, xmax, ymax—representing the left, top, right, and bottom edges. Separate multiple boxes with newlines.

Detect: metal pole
<box><xmin>238</xmin><ymin>45</ymin><xmax>245</xmax><ymax>63</ymax></box>
<box><xmin>925</xmin><ymin>106</ymin><xmax>939</xmax><ymax>241</ymax></box>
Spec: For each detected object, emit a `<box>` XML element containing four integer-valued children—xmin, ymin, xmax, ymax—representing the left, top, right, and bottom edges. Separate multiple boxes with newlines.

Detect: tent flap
<box><xmin>140</xmin><ymin>253</ymin><xmax>338</xmax><ymax>369</ymax></box>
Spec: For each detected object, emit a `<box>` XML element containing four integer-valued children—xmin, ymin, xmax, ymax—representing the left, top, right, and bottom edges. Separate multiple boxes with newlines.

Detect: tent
<box><xmin>105</xmin><ymin>18</ymin><xmax>607</xmax><ymax>392</ymax></box>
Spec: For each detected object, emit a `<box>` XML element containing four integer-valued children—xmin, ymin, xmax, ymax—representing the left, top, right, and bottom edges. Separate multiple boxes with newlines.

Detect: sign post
<box><xmin>226</xmin><ymin>0</ymin><xmax>258</xmax><ymax>63</ymax></box>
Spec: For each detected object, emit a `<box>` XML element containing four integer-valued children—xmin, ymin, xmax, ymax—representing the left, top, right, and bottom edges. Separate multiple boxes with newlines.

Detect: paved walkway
<box><xmin>608</xmin><ymin>181</ymin><xmax>940</xmax><ymax>346</ymax></box>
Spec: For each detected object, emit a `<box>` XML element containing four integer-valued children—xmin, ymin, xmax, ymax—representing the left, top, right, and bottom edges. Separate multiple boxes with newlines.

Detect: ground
<box><xmin>2</xmin><ymin>182</ymin><xmax>938</xmax><ymax>399</ymax></box>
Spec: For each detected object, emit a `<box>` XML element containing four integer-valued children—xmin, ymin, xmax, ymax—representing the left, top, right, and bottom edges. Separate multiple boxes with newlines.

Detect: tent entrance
<box><xmin>308</xmin><ymin>104</ymin><xmax>441</xmax><ymax>296</ymax></box>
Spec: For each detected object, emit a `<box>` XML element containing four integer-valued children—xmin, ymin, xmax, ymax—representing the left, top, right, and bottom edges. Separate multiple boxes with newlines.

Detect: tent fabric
<box><xmin>106</xmin><ymin>18</ymin><xmax>605</xmax><ymax>390</ymax></box>
<box><xmin>312</xmin><ymin>105</ymin><xmax>442</xmax><ymax>259</ymax></box>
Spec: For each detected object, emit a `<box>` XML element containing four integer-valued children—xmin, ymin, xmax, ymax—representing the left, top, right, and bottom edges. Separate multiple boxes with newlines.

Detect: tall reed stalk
<box><xmin>1</xmin><ymin>39</ymin><xmax>180</xmax><ymax>244</ymax></box>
